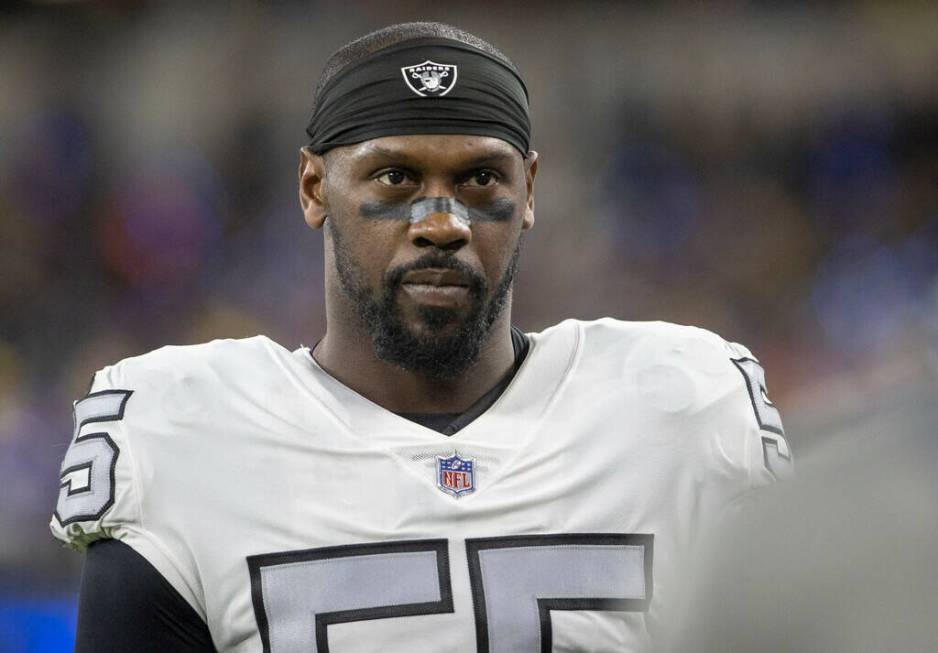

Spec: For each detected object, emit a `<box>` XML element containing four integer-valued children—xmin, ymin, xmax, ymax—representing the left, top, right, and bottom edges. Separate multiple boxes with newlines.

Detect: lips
<box><xmin>401</xmin><ymin>268</ymin><xmax>471</xmax><ymax>287</ymax></box>
<box><xmin>400</xmin><ymin>268</ymin><xmax>472</xmax><ymax>305</ymax></box>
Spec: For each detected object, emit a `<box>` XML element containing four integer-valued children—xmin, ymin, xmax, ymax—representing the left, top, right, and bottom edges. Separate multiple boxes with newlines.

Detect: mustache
<box><xmin>384</xmin><ymin>254</ymin><xmax>486</xmax><ymax>294</ymax></box>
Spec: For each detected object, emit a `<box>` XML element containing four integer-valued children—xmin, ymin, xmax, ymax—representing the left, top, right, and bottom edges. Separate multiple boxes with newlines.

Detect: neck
<box><xmin>312</xmin><ymin>308</ymin><xmax>516</xmax><ymax>414</ymax></box>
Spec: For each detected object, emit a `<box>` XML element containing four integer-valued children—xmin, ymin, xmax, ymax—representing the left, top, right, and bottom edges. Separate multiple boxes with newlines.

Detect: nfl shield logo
<box><xmin>436</xmin><ymin>452</ymin><xmax>475</xmax><ymax>498</ymax></box>
<box><xmin>401</xmin><ymin>61</ymin><xmax>458</xmax><ymax>97</ymax></box>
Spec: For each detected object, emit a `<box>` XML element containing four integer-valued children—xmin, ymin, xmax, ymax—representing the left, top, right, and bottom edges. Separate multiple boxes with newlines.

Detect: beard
<box><xmin>329</xmin><ymin>222</ymin><xmax>520</xmax><ymax>379</ymax></box>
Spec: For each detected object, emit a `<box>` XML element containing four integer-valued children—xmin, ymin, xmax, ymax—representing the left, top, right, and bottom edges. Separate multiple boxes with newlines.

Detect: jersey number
<box><xmin>731</xmin><ymin>357</ymin><xmax>792</xmax><ymax>477</ymax></box>
<box><xmin>248</xmin><ymin>533</ymin><xmax>653</xmax><ymax>653</ymax></box>
<box><xmin>54</xmin><ymin>390</ymin><xmax>133</xmax><ymax>526</ymax></box>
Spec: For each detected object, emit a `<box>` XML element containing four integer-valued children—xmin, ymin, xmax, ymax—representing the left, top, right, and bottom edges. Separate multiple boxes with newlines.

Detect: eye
<box><xmin>375</xmin><ymin>169</ymin><xmax>413</xmax><ymax>186</ymax></box>
<box><xmin>462</xmin><ymin>170</ymin><xmax>498</xmax><ymax>187</ymax></box>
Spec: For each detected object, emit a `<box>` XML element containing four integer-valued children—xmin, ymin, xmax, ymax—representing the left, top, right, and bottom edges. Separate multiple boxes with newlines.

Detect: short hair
<box><xmin>311</xmin><ymin>22</ymin><xmax>518</xmax><ymax>115</ymax></box>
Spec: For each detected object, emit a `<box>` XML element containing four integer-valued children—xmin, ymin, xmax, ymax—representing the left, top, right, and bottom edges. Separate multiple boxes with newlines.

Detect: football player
<box><xmin>51</xmin><ymin>21</ymin><xmax>792</xmax><ymax>652</ymax></box>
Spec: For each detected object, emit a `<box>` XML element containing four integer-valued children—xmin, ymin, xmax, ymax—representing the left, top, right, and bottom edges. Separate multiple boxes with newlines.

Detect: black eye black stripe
<box><xmin>359</xmin><ymin>197</ymin><xmax>515</xmax><ymax>224</ymax></box>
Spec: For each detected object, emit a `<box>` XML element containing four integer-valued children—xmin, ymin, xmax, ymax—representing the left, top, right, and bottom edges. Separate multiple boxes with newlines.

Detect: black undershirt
<box><xmin>76</xmin><ymin>539</ymin><xmax>216</xmax><ymax>653</ymax></box>
<box><xmin>395</xmin><ymin>325</ymin><xmax>530</xmax><ymax>435</ymax></box>
<box><xmin>77</xmin><ymin>329</ymin><xmax>530</xmax><ymax>651</ymax></box>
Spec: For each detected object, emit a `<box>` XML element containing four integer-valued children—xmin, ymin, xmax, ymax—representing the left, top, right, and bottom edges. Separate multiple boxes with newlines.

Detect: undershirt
<box><xmin>395</xmin><ymin>325</ymin><xmax>530</xmax><ymax>434</ymax></box>
<box><xmin>75</xmin><ymin>328</ymin><xmax>531</xmax><ymax>652</ymax></box>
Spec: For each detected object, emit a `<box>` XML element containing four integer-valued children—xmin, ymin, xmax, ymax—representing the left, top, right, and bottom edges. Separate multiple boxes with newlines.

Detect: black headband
<box><xmin>307</xmin><ymin>38</ymin><xmax>531</xmax><ymax>155</ymax></box>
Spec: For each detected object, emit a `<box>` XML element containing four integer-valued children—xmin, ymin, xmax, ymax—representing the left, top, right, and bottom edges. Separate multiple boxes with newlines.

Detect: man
<box><xmin>51</xmin><ymin>21</ymin><xmax>791</xmax><ymax>652</ymax></box>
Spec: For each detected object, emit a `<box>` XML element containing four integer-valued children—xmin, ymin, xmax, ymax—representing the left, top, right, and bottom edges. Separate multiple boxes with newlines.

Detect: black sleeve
<box><xmin>75</xmin><ymin>539</ymin><xmax>216</xmax><ymax>653</ymax></box>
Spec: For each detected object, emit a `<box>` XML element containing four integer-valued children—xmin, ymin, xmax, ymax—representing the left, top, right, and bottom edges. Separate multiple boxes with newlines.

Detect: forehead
<box><xmin>329</xmin><ymin>134</ymin><xmax>521</xmax><ymax>169</ymax></box>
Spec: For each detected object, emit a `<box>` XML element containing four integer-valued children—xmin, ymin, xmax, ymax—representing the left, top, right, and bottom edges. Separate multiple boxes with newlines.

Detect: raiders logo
<box><xmin>401</xmin><ymin>60</ymin><xmax>458</xmax><ymax>97</ymax></box>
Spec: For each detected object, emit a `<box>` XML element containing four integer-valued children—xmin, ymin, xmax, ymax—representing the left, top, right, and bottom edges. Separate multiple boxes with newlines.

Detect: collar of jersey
<box><xmin>291</xmin><ymin>320</ymin><xmax>581</xmax><ymax>450</ymax></box>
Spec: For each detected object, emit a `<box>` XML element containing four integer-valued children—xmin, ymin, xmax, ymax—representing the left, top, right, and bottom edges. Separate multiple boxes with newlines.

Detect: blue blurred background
<box><xmin>1</xmin><ymin>1</ymin><xmax>936</xmax><ymax>650</ymax></box>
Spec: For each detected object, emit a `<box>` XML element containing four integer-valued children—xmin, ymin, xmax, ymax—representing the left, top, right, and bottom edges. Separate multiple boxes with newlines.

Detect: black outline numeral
<box><xmin>731</xmin><ymin>357</ymin><xmax>792</xmax><ymax>477</ymax></box>
<box><xmin>731</xmin><ymin>357</ymin><xmax>784</xmax><ymax>436</ymax></box>
<box><xmin>466</xmin><ymin>533</ymin><xmax>653</xmax><ymax>653</ymax></box>
<box><xmin>248</xmin><ymin>534</ymin><xmax>653</xmax><ymax>653</ymax></box>
<box><xmin>761</xmin><ymin>435</ymin><xmax>792</xmax><ymax>478</ymax></box>
<box><xmin>54</xmin><ymin>389</ymin><xmax>133</xmax><ymax>526</ymax></box>
<box><xmin>247</xmin><ymin>539</ymin><xmax>453</xmax><ymax>653</ymax></box>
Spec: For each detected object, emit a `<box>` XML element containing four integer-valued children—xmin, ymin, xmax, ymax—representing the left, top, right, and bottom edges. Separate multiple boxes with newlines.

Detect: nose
<box><xmin>409</xmin><ymin>207</ymin><xmax>472</xmax><ymax>251</ymax></box>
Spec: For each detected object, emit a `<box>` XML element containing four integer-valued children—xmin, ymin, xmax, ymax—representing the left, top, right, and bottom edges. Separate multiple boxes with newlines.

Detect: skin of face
<box><xmin>298</xmin><ymin>134</ymin><xmax>538</xmax><ymax>412</ymax></box>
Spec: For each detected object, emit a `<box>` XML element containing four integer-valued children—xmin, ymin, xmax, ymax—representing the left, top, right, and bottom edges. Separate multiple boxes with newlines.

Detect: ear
<box><xmin>298</xmin><ymin>147</ymin><xmax>328</xmax><ymax>230</ymax></box>
<box><xmin>522</xmin><ymin>150</ymin><xmax>538</xmax><ymax>231</ymax></box>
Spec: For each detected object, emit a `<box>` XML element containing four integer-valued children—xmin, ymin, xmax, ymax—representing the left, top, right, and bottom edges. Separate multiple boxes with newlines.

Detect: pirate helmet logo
<box><xmin>401</xmin><ymin>61</ymin><xmax>458</xmax><ymax>97</ymax></box>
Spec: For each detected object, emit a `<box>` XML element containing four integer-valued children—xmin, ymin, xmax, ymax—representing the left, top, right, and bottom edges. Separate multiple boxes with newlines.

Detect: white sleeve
<box><xmin>50</xmin><ymin>360</ymin><xmax>208</xmax><ymax>620</ymax></box>
<box><xmin>50</xmin><ymin>365</ymin><xmax>140</xmax><ymax>550</ymax></box>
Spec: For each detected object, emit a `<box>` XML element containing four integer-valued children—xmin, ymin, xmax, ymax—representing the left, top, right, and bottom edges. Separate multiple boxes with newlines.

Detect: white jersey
<box><xmin>50</xmin><ymin>319</ymin><xmax>791</xmax><ymax>653</ymax></box>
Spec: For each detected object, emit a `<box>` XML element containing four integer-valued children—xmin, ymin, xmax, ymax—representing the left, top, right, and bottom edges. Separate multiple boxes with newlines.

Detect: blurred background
<box><xmin>1</xmin><ymin>1</ymin><xmax>936</xmax><ymax>651</ymax></box>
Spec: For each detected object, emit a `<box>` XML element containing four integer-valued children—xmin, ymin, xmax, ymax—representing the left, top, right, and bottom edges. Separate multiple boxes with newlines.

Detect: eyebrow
<box><xmin>358</xmin><ymin>145</ymin><xmax>516</xmax><ymax>169</ymax></box>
